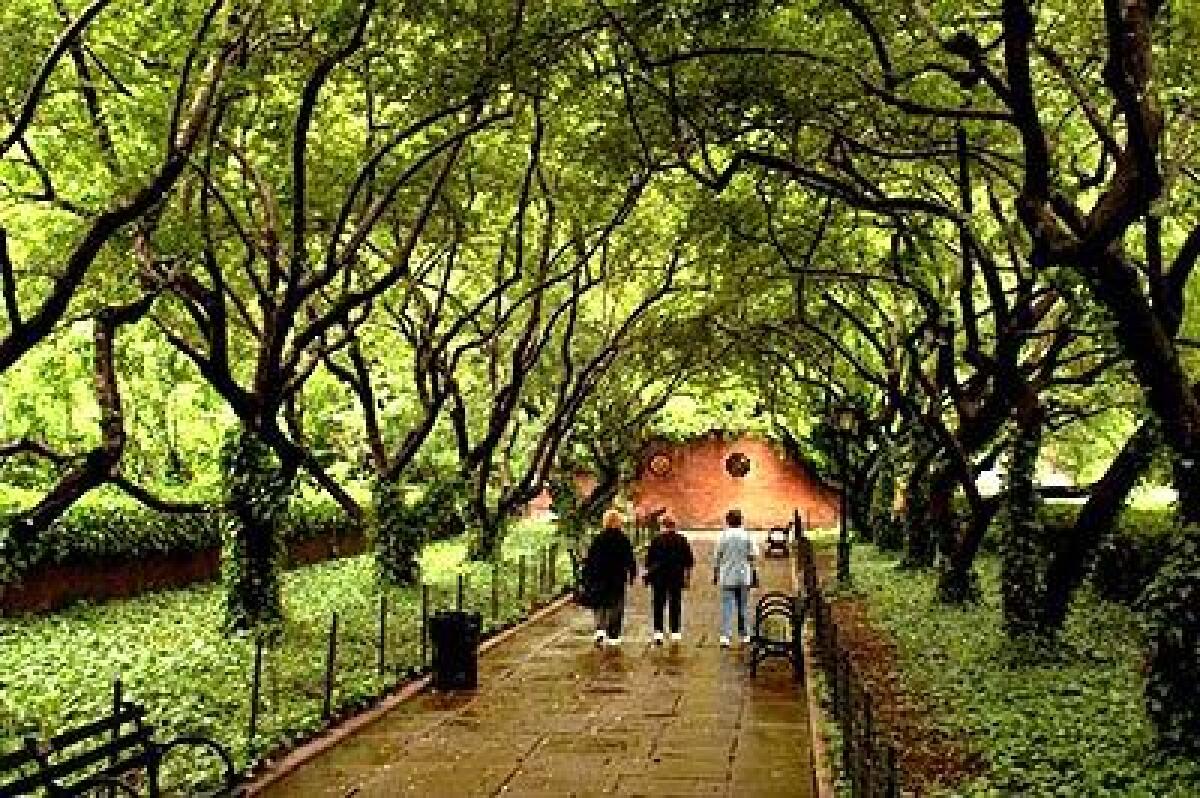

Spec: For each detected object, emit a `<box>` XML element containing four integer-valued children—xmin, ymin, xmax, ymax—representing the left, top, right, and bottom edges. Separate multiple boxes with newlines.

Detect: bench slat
<box><xmin>40</xmin><ymin>728</ymin><xmax>154</xmax><ymax>784</ymax></box>
<box><xmin>0</xmin><ymin>743</ymin><xmax>38</xmax><ymax>772</ymax></box>
<box><xmin>2</xmin><ymin>771</ymin><xmax>48</xmax><ymax>796</ymax></box>
<box><xmin>49</xmin><ymin>703</ymin><xmax>145</xmax><ymax>749</ymax></box>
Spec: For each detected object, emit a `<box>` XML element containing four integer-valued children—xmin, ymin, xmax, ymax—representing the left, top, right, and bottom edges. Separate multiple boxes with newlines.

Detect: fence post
<box><xmin>378</xmin><ymin>594</ymin><xmax>387</xmax><ymax>677</ymax></box>
<box><xmin>538</xmin><ymin>547</ymin><xmax>547</xmax><ymax>595</ymax></box>
<box><xmin>812</xmin><ymin>587</ymin><xmax>824</xmax><ymax>652</ymax></box>
<box><xmin>421</xmin><ymin>583</ymin><xmax>429</xmax><ymax>667</ymax></box>
<box><xmin>492</xmin><ymin>561</ymin><xmax>500</xmax><ymax>621</ymax></box>
<box><xmin>518</xmin><ymin>555</ymin><xmax>526</xmax><ymax>601</ymax></box>
<box><xmin>322</xmin><ymin>612</ymin><xmax>339</xmax><ymax>720</ymax></box>
<box><xmin>863</xmin><ymin>695</ymin><xmax>874</xmax><ymax>797</ymax></box>
<box><xmin>457</xmin><ymin>573</ymin><xmax>464</xmax><ymax>612</ymax></box>
<box><xmin>841</xmin><ymin>653</ymin><xmax>853</xmax><ymax>791</ymax></box>
<box><xmin>111</xmin><ymin>676</ymin><xmax>122</xmax><ymax>786</ymax></box>
<box><xmin>886</xmin><ymin>744</ymin><xmax>899</xmax><ymax>797</ymax></box>
<box><xmin>548</xmin><ymin>543</ymin><xmax>558</xmax><ymax>592</ymax></box>
<box><xmin>248</xmin><ymin>637</ymin><xmax>263</xmax><ymax>757</ymax></box>
<box><xmin>830</xmin><ymin>619</ymin><xmax>840</xmax><ymax>675</ymax></box>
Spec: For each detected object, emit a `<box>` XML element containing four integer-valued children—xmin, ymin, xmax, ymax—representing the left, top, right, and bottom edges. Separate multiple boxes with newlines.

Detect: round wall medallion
<box><xmin>648</xmin><ymin>454</ymin><xmax>672</xmax><ymax>476</ymax></box>
<box><xmin>725</xmin><ymin>452</ymin><xmax>751</xmax><ymax>478</ymax></box>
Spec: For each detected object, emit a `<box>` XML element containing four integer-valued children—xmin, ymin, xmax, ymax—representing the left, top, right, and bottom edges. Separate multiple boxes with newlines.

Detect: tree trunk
<box><xmin>5</xmin><ymin>299</ymin><xmax>153</xmax><ymax>550</ymax></box>
<box><xmin>1041</xmin><ymin>419</ymin><xmax>1159</xmax><ymax>632</ymax></box>
<box><xmin>470</xmin><ymin>513</ymin><xmax>505</xmax><ymax>561</ymax></box>
<box><xmin>1000</xmin><ymin>400</ymin><xmax>1047</xmax><ymax>642</ymax></box>
<box><xmin>873</xmin><ymin>450</ymin><xmax>903</xmax><ymax>551</ymax></box>
<box><xmin>937</xmin><ymin>497</ymin><xmax>999</xmax><ymax>604</ymax></box>
<box><xmin>900</xmin><ymin>443</ymin><xmax>938</xmax><ymax>569</ymax></box>
<box><xmin>373</xmin><ymin>478</ymin><xmax>422</xmax><ymax>586</ymax></box>
<box><xmin>221</xmin><ymin>427</ymin><xmax>292</xmax><ymax>637</ymax></box>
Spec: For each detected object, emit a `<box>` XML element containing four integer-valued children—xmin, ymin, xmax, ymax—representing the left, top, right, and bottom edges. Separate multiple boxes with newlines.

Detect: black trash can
<box><xmin>430</xmin><ymin>610</ymin><xmax>482</xmax><ymax>690</ymax></box>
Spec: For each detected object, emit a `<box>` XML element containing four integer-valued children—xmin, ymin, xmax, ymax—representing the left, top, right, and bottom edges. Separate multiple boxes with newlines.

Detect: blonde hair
<box><xmin>602</xmin><ymin>509</ymin><xmax>624</xmax><ymax>530</ymax></box>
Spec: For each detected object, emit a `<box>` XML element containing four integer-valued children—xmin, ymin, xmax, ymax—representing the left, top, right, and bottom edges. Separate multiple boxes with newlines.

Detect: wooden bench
<box><xmin>749</xmin><ymin>591</ymin><xmax>805</xmax><ymax>680</ymax></box>
<box><xmin>1</xmin><ymin>696</ymin><xmax>235</xmax><ymax>797</ymax></box>
<box><xmin>764</xmin><ymin>524</ymin><xmax>791</xmax><ymax>558</ymax></box>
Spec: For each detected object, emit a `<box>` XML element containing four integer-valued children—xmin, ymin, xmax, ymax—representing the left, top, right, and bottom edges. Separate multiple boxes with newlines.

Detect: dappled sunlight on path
<box><xmin>258</xmin><ymin>533</ymin><xmax>814</xmax><ymax>797</ymax></box>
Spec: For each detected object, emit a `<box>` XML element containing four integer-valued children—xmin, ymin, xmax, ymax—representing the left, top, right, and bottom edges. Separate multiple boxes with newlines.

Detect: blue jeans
<box><xmin>720</xmin><ymin>586</ymin><xmax>750</xmax><ymax>639</ymax></box>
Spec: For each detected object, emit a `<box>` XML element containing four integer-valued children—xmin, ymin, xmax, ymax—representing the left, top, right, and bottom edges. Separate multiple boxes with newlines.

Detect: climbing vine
<box><xmin>220</xmin><ymin>428</ymin><xmax>291</xmax><ymax>639</ymax></box>
<box><xmin>373</xmin><ymin>479</ymin><xmax>420</xmax><ymax>586</ymax></box>
<box><xmin>1140</xmin><ymin>521</ymin><xmax>1200</xmax><ymax>754</ymax></box>
<box><xmin>999</xmin><ymin>423</ymin><xmax>1049</xmax><ymax>643</ymax></box>
<box><xmin>900</xmin><ymin>444</ymin><xmax>938</xmax><ymax>569</ymax></box>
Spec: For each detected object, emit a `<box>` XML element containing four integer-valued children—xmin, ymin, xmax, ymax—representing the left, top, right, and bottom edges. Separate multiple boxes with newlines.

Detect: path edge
<box><xmin>241</xmin><ymin>591</ymin><xmax>576</xmax><ymax>796</ymax></box>
<box><xmin>792</xmin><ymin>551</ymin><xmax>836</xmax><ymax>798</ymax></box>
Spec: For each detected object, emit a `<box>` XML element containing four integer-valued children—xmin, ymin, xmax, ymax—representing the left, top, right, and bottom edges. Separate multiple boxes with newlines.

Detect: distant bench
<box><xmin>1</xmin><ymin>690</ymin><xmax>235</xmax><ymax>797</ymax></box>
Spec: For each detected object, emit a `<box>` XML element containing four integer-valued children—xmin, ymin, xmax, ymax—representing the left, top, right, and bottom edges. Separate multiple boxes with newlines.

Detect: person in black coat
<box><xmin>644</xmin><ymin>513</ymin><xmax>695</xmax><ymax>644</ymax></box>
<box><xmin>583</xmin><ymin>508</ymin><xmax>637</xmax><ymax>647</ymax></box>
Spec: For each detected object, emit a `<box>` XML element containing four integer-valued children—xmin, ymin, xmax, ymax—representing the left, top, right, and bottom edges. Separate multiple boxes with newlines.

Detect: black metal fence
<box><xmin>243</xmin><ymin>544</ymin><xmax>572</xmax><ymax>764</ymax></box>
<box><xmin>796</xmin><ymin>535</ymin><xmax>903</xmax><ymax>798</ymax></box>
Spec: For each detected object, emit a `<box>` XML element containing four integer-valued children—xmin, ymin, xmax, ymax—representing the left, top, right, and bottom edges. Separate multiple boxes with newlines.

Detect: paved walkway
<box><xmin>260</xmin><ymin>533</ymin><xmax>815</xmax><ymax>797</ymax></box>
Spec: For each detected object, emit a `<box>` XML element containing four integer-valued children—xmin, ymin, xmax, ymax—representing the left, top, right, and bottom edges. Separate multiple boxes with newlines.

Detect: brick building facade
<box><xmin>527</xmin><ymin>434</ymin><xmax>840</xmax><ymax>530</ymax></box>
<box><xmin>630</xmin><ymin>435</ymin><xmax>839</xmax><ymax>530</ymax></box>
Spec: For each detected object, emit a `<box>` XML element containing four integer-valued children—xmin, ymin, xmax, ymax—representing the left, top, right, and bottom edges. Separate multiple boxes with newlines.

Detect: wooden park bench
<box><xmin>749</xmin><ymin>591</ymin><xmax>805</xmax><ymax>680</ymax></box>
<box><xmin>1</xmin><ymin>692</ymin><xmax>236</xmax><ymax>797</ymax></box>
<box><xmin>764</xmin><ymin>524</ymin><xmax>791</xmax><ymax>558</ymax></box>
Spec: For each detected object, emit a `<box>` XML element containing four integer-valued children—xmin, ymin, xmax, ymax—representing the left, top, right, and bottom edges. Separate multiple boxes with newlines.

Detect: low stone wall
<box><xmin>0</xmin><ymin>533</ymin><xmax>368</xmax><ymax>615</ymax></box>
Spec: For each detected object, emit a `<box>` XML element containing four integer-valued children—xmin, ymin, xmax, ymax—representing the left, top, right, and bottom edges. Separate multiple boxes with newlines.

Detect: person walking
<box><xmin>714</xmin><ymin>508</ymin><xmax>758</xmax><ymax>648</ymax></box>
<box><xmin>583</xmin><ymin>508</ymin><xmax>637</xmax><ymax>647</ymax></box>
<box><xmin>644</xmin><ymin>513</ymin><xmax>695</xmax><ymax>645</ymax></box>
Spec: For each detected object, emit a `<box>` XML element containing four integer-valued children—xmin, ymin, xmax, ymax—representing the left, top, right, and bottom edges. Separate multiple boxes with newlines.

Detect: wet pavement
<box><xmin>259</xmin><ymin>533</ymin><xmax>815</xmax><ymax>797</ymax></box>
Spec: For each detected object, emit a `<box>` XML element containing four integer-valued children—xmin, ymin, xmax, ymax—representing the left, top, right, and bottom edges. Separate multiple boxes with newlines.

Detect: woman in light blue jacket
<box><xmin>714</xmin><ymin>508</ymin><xmax>759</xmax><ymax>647</ymax></box>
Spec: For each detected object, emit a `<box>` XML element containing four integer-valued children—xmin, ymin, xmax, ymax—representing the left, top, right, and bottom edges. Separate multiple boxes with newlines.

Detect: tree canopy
<box><xmin>2</xmin><ymin>0</ymin><xmax>1199</xmax><ymax>752</ymax></box>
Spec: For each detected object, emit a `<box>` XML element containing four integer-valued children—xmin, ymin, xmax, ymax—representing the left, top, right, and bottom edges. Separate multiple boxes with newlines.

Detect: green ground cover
<box><xmin>0</xmin><ymin>520</ymin><xmax>567</xmax><ymax>789</ymax></box>
<box><xmin>842</xmin><ymin>541</ymin><xmax>1200</xmax><ymax>797</ymax></box>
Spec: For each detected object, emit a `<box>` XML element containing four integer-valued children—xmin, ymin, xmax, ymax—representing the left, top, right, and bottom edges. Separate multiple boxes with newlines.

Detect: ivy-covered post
<box><xmin>221</xmin><ymin>428</ymin><xmax>291</xmax><ymax>638</ymax></box>
<box><xmin>900</xmin><ymin>446</ymin><xmax>938</xmax><ymax>569</ymax></box>
<box><xmin>874</xmin><ymin>447</ymin><xmax>903</xmax><ymax>552</ymax></box>
<box><xmin>1141</xmin><ymin>518</ymin><xmax>1200</xmax><ymax>754</ymax></box>
<box><xmin>998</xmin><ymin>410</ymin><xmax>1047</xmax><ymax>641</ymax></box>
<box><xmin>373</xmin><ymin>479</ymin><xmax>422</xmax><ymax>587</ymax></box>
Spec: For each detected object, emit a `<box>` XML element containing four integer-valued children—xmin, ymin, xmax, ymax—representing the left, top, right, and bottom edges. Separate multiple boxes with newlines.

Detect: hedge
<box><xmin>0</xmin><ymin>490</ymin><xmax>359</xmax><ymax>584</ymax></box>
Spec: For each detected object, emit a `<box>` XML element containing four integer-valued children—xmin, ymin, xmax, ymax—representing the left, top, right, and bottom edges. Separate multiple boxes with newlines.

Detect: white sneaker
<box><xmin>719</xmin><ymin>636</ymin><xmax>731</xmax><ymax>648</ymax></box>
<box><xmin>653</xmin><ymin>631</ymin><xmax>664</xmax><ymax>645</ymax></box>
<box><xmin>670</xmin><ymin>632</ymin><xmax>682</xmax><ymax>642</ymax></box>
<box><xmin>741</xmin><ymin>635</ymin><xmax>752</xmax><ymax>645</ymax></box>
<box><xmin>593</xmin><ymin>630</ymin><xmax>606</xmax><ymax>647</ymax></box>
<box><xmin>606</xmin><ymin>636</ymin><xmax>622</xmax><ymax>647</ymax></box>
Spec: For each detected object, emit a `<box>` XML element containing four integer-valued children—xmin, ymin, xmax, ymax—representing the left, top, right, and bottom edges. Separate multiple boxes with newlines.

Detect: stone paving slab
<box><xmin>259</xmin><ymin>533</ymin><xmax>815</xmax><ymax>797</ymax></box>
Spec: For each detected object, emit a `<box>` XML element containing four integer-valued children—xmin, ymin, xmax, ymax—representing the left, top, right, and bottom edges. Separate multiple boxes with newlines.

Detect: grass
<box><xmin>840</xmin><ymin>541</ymin><xmax>1200</xmax><ymax>797</ymax></box>
<box><xmin>0</xmin><ymin>520</ymin><xmax>568</xmax><ymax>790</ymax></box>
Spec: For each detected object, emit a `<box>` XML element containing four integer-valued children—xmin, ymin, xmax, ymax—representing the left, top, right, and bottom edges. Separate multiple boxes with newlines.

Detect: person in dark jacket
<box><xmin>644</xmin><ymin>513</ymin><xmax>694</xmax><ymax>645</ymax></box>
<box><xmin>583</xmin><ymin>508</ymin><xmax>637</xmax><ymax>647</ymax></box>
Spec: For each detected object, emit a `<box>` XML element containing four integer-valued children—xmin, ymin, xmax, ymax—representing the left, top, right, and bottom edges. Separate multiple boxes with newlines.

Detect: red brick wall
<box><xmin>631</xmin><ymin>435</ymin><xmax>839</xmax><ymax>530</ymax></box>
